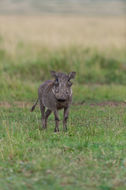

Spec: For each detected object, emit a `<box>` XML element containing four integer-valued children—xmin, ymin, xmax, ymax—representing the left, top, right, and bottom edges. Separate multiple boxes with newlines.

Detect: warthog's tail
<box><xmin>31</xmin><ymin>98</ymin><xmax>39</xmax><ymax>112</ymax></box>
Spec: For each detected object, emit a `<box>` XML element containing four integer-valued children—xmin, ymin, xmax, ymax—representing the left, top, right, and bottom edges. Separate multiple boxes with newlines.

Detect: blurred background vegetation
<box><xmin>0</xmin><ymin>0</ymin><xmax>126</xmax><ymax>103</ymax></box>
<box><xmin>0</xmin><ymin>0</ymin><xmax>125</xmax><ymax>16</ymax></box>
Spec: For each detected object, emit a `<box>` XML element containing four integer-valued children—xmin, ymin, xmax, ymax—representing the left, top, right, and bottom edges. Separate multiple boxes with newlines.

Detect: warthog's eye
<box><xmin>68</xmin><ymin>80</ymin><xmax>72</xmax><ymax>86</ymax></box>
<box><xmin>54</xmin><ymin>78</ymin><xmax>59</xmax><ymax>86</ymax></box>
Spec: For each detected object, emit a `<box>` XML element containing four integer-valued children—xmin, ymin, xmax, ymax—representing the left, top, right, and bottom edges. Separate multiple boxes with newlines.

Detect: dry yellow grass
<box><xmin>0</xmin><ymin>15</ymin><xmax>125</xmax><ymax>55</ymax></box>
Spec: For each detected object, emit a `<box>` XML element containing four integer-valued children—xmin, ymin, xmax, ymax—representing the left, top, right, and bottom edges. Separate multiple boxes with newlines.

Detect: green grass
<box><xmin>1</xmin><ymin>105</ymin><xmax>126</xmax><ymax>190</ymax></box>
<box><xmin>1</xmin><ymin>44</ymin><xmax>126</xmax><ymax>189</ymax></box>
<box><xmin>1</xmin><ymin>46</ymin><xmax>126</xmax><ymax>84</ymax></box>
<box><xmin>1</xmin><ymin>83</ymin><xmax>126</xmax><ymax>104</ymax></box>
<box><xmin>1</xmin><ymin>46</ymin><xmax>126</xmax><ymax>103</ymax></box>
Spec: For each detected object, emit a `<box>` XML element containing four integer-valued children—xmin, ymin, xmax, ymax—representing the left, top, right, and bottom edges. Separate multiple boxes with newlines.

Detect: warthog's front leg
<box><xmin>54</xmin><ymin>110</ymin><xmax>59</xmax><ymax>132</ymax></box>
<box><xmin>63</xmin><ymin>107</ymin><xmax>69</xmax><ymax>131</ymax></box>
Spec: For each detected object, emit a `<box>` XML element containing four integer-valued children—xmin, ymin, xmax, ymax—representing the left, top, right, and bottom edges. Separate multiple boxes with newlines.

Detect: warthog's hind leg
<box><xmin>39</xmin><ymin>100</ymin><xmax>46</xmax><ymax>129</ymax></box>
<box><xmin>45</xmin><ymin>109</ymin><xmax>52</xmax><ymax>128</ymax></box>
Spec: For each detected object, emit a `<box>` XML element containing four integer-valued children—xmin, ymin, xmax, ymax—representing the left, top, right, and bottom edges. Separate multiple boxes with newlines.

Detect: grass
<box><xmin>0</xmin><ymin>15</ymin><xmax>126</xmax><ymax>189</ymax></box>
<box><xmin>1</xmin><ymin>105</ymin><xmax>126</xmax><ymax>190</ymax></box>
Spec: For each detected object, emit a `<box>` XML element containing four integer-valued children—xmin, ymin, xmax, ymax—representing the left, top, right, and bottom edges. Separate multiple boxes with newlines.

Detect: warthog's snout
<box><xmin>57</xmin><ymin>98</ymin><xmax>66</xmax><ymax>102</ymax></box>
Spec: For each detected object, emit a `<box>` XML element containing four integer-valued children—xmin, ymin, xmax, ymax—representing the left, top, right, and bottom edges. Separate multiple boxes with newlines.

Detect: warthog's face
<box><xmin>51</xmin><ymin>71</ymin><xmax>76</xmax><ymax>102</ymax></box>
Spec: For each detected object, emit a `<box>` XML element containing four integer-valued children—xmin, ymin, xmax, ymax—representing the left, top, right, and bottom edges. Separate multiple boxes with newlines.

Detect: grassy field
<box><xmin>0</xmin><ymin>15</ymin><xmax>126</xmax><ymax>189</ymax></box>
<box><xmin>1</xmin><ymin>106</ymin><xmax>126</xmax><ymax>190</ymax></box>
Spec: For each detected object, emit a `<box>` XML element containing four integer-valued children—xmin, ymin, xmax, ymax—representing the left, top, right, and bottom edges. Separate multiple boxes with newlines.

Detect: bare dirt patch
<box><xmin>1</xmin><ymin>101</ymin><xmax>126</xmax><ymax>108</ymax></box>
<box><xmin>0</xmin><ymin>102</ymin><xmax>11</xmax><ymax>108</ymax></box>
<box><xmin>78</xmin><ymin>101</ymin><xmax>126</xmax><ymax>107</ymax></box>
<box><xmin>0</xmin><ymin>101</ymin><xmax>32</xmax><ymax>108</ymax></box>
<box><xmin>90</xmin><ymin>101</ymin><xmax>126</xmax><ymax>107</ymax></box>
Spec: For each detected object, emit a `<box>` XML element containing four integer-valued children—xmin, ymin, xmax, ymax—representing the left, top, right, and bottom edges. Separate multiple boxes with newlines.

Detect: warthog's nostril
<box><xmin>57</xmin><ymin>99</ymin><xmax>66</xmax><ymax>102</ymax></box>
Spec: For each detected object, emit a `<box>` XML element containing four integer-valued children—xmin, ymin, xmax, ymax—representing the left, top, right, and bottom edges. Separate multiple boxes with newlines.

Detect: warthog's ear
<box><xmin>50</xmin><ymin>71</ymin><xmax>57</xmax><ymax>78</ymax></box>
<box><xmin>68</xmin><ymin>72</ymin><xmax>76</xmax><ymax>80</ymax></box>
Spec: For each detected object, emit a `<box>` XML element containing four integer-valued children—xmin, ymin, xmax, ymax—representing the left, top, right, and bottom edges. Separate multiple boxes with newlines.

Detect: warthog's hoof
<box><xmin>54</xmin><ymin>128</ymin><xmax>60</xmax><ymax>133</ymax></box>
<box><xmin>39</xmin><ymin>126</ymin><xmax>46</xmax><ymax>130</ymax></box>
<box><xmin>63</xmin><ymin>128</ymin><xmax>67</xmax><ymax>132</ymax></box>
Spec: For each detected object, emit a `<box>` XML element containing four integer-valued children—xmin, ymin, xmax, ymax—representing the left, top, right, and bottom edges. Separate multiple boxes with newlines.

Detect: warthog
<box><xmin>31</xmin><ymin>71</ymin><xmax>76</xmax><ymax>132</ymax></box>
